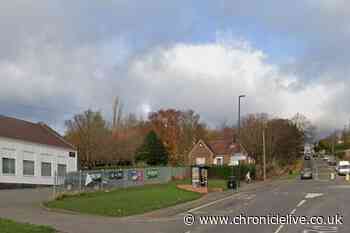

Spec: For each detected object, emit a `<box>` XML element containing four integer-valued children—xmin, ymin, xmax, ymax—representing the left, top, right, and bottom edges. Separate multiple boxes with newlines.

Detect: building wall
<box><xmin>222</xmin><ymin>154</ymin><xmax>231</xmax><ymax>165</ymax></box>
<box><xmin>188</xmin><ymin>142</ymin><xmax>214</xmax><ymax>165</ymax></box>
<box><xmin>0</xmin><ymin>136</ymin><xmax>77</xmax><ymax>185</ymax></box>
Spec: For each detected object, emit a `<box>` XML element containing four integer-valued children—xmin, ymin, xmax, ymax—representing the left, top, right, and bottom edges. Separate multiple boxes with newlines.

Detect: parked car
<box><xmin>323</xmin><ymin>155</ymin><xmax>330</xmax><ymax>162</ymax></box>
<box><xmin>336</xmin><ymin>161</ymin><xmax>350</xmax><ymax>176</ymax></box>
<box><xmin>300</xmin><ymin>167</ymin><xmax>313</xmax><ymax>179</ymax></box>
<box><xmin>304</xmin><ymin>154</ymin><xmax>311</xmax><ymax>160</ymax></box>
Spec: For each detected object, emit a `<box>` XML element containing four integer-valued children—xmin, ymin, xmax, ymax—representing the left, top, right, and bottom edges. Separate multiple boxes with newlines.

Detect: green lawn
<box><xmin>46</xmin><ymin>181</ymin><xmax>201</xmax><ymax>217</ymax></box>
<box><xmin>0</xmin><ymin>218</ymin><xmax>55</xmax><ymax>233</ymax></box>
<box><xmin>208</xmin><ymin>179</ymin><xmax>228</xmax><ymax>190</ymax></box>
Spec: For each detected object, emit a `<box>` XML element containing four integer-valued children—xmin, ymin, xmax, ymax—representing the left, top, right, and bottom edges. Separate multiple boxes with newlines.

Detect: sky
<box><xmin>1</xmin><ymin>1</ymin><xmax>350</xmax><ymax>136</ymax></box>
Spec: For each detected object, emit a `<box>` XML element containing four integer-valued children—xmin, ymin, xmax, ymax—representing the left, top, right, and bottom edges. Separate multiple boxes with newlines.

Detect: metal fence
<box><xmin>53</xmin><ymin>167</ymin><xmax>190</xmax><ymax>197</ymax></box>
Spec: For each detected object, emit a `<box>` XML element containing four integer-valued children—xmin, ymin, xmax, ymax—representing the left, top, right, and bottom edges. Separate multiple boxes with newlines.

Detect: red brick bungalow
<box><xmin>188</xmin><ymin>139</ymin><xmax>252</xmax><ymax>166</ymax></box>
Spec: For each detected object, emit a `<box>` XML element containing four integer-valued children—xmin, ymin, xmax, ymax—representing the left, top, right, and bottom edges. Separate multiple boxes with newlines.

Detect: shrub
<box><xmin>208</xmin><ymin>164</ymin><xmax>256</xmax><ymax>180</ymax></box>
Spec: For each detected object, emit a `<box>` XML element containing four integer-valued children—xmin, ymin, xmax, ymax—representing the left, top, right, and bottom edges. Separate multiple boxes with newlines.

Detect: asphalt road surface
<box><xmin>0</xmin><ymin>157</ymin><xmax>349</xmax><ymax>233</ymax></box>
<box><xmin>179</xmin><ymin>157</ymin><xmax>349</xmax><ymax>233</ymax></box>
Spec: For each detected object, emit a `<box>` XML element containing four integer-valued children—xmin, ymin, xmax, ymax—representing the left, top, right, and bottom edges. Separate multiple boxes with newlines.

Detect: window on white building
<box><xmin>41</xmin><ymin>162</ymin><xmax>52</xmax><ymax>177</ymax></box>
<box><xmin>2</xmin><ymin>158</ymin><xmax>15</xmax><ymax>175</ymax></box>
<box><xmin>23</xmin><ymin>160</ymin><xmax>35</xmax><ymax>176</ymax></box>
<box><xmin>57</xmin><ymin>164</ymin><xmax>67</xmax><ymax>177</ymax></box>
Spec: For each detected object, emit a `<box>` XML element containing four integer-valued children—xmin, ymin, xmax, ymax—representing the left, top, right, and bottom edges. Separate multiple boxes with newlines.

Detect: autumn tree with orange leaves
<box><xmin>148</xmin><ymin>109</ymin><xmax>207</xmax><ymax>165</ymax></box>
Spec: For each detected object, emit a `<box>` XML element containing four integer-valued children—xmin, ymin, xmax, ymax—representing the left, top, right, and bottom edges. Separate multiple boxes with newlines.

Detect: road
<box><xmin>0</xmin><ymin>157</ymin><xmax>349</xmax><ymax>233</ymax></box>
<box><xmin>182</xmin><ymin>157</ymin><xmax>349</xmax><ymax>233</ymax></box>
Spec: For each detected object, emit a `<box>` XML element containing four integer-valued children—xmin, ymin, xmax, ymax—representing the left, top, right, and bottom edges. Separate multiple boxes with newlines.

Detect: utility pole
<box><xmin>262</xmin><ymin>126</ymin><xmax>266</xmax><ymax>181</ymax></box>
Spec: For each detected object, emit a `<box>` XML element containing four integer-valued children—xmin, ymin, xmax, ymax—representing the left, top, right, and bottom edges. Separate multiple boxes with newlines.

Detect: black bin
<box><xmin>227</xmin><ymin>176</ymin><xmax>237</xmax><ymax>190</ymax></box>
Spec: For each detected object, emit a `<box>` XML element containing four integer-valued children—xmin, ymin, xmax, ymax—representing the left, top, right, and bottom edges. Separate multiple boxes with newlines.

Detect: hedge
<box><xmin>208</xmin><ymin>164</ymin><xmax>256</xmax><ymax>180</ymax></box>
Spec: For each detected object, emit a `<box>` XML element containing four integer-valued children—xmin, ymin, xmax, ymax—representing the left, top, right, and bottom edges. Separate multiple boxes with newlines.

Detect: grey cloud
<box><xmin>1</xmin><ymin>0</ymin><xmax>350</xmax><ymax>136</ymax></box>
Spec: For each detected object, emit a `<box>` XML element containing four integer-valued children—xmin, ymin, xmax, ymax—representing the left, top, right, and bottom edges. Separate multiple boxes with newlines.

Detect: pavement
<box><xmin>0</xmin><ymin>158</ymin><xmax>350</xmax><ymax>233</ymax></box>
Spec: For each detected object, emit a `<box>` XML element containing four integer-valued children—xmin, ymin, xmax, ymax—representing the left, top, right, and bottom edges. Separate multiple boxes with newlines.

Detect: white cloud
<box><xmin>2</xmin><ymin>1</ymin><xmax>350</xmax><ymax>136</ymax></box>
<box><xmin>1</xmin><ymin>30</ymin><xmax>348</xmax><ymax>135</ymax></box>
<box><xmin>127</xmin><ymin>39</ymin><xmax>345</xmax><ymax>131</ymax></box>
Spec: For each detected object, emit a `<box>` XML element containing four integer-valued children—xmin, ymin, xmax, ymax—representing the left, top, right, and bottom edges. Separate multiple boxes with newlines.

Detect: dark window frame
<box><xmin>23</xmin><ymin>160</ymin><xmax>35</xmax><ymax>176</ymax></box>
<box><xmin>41</xmin><ymin>162</ymin><xmax>52</xmax><ymax>177</ymax></box>
<box><xmin>2</xmin><ymin>158</ymin><xmax>15</xmax><ymax>175</ymax></box>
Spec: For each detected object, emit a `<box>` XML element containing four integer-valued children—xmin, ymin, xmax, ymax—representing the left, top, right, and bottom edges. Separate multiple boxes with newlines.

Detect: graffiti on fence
<box><xmin>108</xmin><ymin>170</ymin><xmax>124</xmax><ymax>180</ymax></box>
<box><xmin>128</xmin><ymin>170</ymin><xmax>144</xmax><ymax>181</ymax></box>
<box><xmin>85</xmin><ymin>173</ymin><xmax>102</xmax><ymax>186</ymax></box>
<box><xmin>146</xmin><ymin>168</ymin><xmax>159</xmax><ymax>179</ymax></box>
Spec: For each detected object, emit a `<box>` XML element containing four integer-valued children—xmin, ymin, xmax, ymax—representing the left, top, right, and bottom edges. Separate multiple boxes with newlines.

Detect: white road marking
<box><xmin>274</xmin><ymin>224</ymin><xmax>285</xmax><ymax>233</ymax></box>
<box><xmin>303</xmin><ymin>225</ymin><xmax>338</xmax><ymax>233</ymax></box>
<box><xmin>238</xmin><ymin>194</ymin><xmax>256</xmax><ymax>200</ymax></box>
<box><xmin>311</xmin><ymin>226</ymin><xmax>338</xmax><ymax>230</ymax></box>
<box><xmin>305</xmin><ymin>193</ymin><xmax>323</xmax><ymax>199</ymax></box>
<box><xmin>185</xmin><ymin>194</ymin><xmax>241</xmax><ymax>213</ymax></box>
<box><xmin>290</xmin><ymin>208</ymin><xmax>297</xmax><ymax>214</ymax></box>
<box><xmin>297</xmin><ymin>199</ymin><xmax>306</xmax><ymax>207</ymax></box>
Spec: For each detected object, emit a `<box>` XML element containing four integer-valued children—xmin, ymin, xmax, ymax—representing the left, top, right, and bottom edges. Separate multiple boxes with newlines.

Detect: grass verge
<box><xmin>0</xmin><ymin>218</ymin><xmax>56</xmax><ymax>233</ymax></box>
<box><xmin>46</xmin><ymin>181</ymin><xmax>201</xmax><ymax>217</ymax></box>
<box><xmin>208</xmin><ymin>179</ymin><xmax>228</xmax><ymax>191</ymax></box>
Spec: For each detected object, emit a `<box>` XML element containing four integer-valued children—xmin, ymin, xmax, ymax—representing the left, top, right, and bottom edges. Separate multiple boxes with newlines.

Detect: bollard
<box><xmin>330</xmin><ymin>172</ymin><xmax>335</xmax><ymax>180</ymax></box>
<box><xmin>346</xmin><ymin>174</ymin><xmax>350</xmax><ymax>181</ymax></box>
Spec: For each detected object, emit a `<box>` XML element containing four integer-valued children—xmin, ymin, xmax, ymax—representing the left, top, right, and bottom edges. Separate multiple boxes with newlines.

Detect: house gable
<box><xmin>188</xmin><ymin>138</ymin><xmax>250</xmax><ymax>166</ymax></box>
<box><xmin>188</xmin><ymin>139</ymin><xmax>214</xmax><ymax>165</ymax></box>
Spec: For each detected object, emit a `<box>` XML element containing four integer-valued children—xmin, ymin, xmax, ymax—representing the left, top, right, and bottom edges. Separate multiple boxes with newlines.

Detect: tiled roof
<box><xmin>0</xmin><ymin>115</ymin><xmax>75</xmax><ymax>150</ymax></box>
<box><xmin>207</xmin><ymin>139</ymin><xmax>240</xmax><ymax>155</ymax></box>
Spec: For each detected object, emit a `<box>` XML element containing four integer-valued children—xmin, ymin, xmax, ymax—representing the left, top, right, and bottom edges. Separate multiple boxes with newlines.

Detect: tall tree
<box><xmin>291</xmin><ymin>113</ymin><xmax>316</xmax><ymax>143</ymax></box>
<box><xmin>65</xmin><ymin>110</ymin><xmax>111</xmax><ymax>168</ymax></box>
<box><xmin>240</xmin><ymin>113</ymin><xmax>304</xmax><ymax>177</ymax></box>
<box><xmin>113</xmin><ymin>116</ymin><xmax>148</xmax><ymax>164</ymax></box>
<box><xmin>149</xmin><ymin>109</ymin><xmax>206</xmax><ymax>165</ymax></box>
<box><xmin>178</xmin><ymin>110</ymin><xmax>207</xmax><ymax>159</ymax></box>
<box><xmin>135</xmin><ymin>130</ymin><xmax>169</xmax><ymax>165</ymax></box>
<box><xmin>149</xmin><ymin>109</ymin><xmax>181</xmax><ymax>160</ymax></box>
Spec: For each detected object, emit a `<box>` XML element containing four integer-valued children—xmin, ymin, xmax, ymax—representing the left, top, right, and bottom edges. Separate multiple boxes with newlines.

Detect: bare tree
<box><xmin>240</xmin><ymin>113</ymin><xmax>304</xmax><ymax>178</ymax></box>
<box><xmin>65</xmin><ymin>110</ymin><xmax>111</xmax><ymax>168</ymax></box>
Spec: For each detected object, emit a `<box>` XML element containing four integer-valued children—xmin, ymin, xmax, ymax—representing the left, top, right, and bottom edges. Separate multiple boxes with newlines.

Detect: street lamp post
<box><xmin>238</xmin><ymin>95</ymin><xmax>246</xmax><ymax>139</ymax></box>
<box><xmin>234</xmin><ymin>94</ymin><xmax>245</xmax><ymax>190</ymax></box>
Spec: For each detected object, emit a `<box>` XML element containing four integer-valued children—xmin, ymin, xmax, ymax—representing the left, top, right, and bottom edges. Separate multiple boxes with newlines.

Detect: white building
<box><xmin>0</xmin><ymin>115</ymin><xmax>77</xmax><ymax>186</ymax></box>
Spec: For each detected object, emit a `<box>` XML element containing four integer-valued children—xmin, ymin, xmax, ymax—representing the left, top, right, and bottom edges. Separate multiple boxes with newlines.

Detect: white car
<box><xmin>336</xmin><ymin>161</ymin><xmax>350</xmax><ymax>175</ymax></box>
